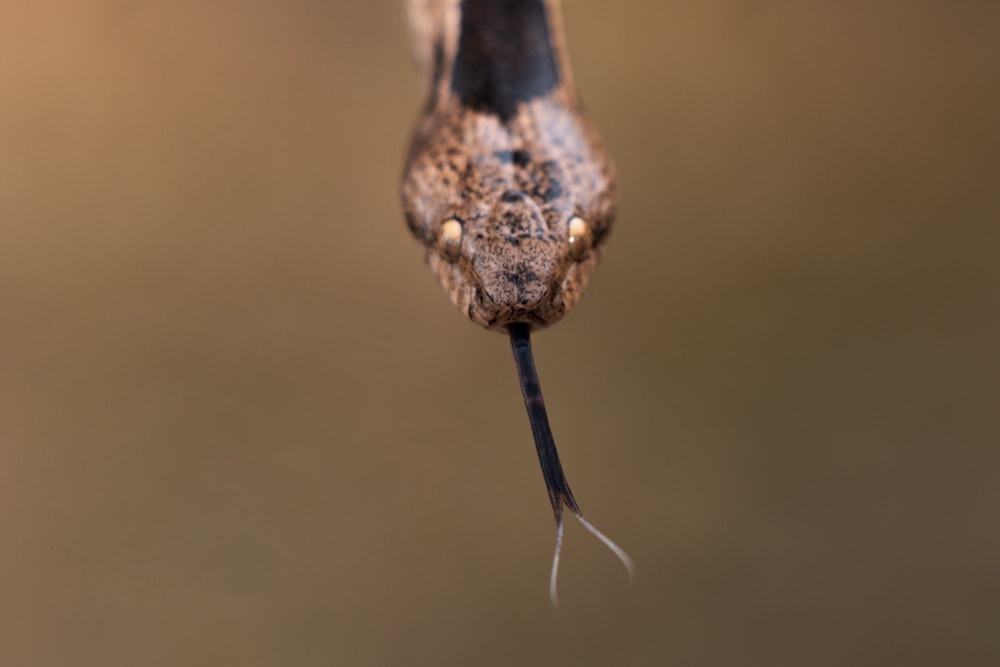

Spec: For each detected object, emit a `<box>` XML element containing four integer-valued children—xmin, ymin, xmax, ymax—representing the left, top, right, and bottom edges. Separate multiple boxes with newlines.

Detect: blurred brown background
<box><xmin>2</xmin><ymin>1</ymin><xmax>998</xmax><ymax>665</ymax></box>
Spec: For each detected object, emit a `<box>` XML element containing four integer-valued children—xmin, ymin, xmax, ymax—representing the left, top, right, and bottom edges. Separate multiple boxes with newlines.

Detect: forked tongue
<box><xmin>508</xmin><ymin>323</ymin><xmax>634</xmax><ymax>607</ymax></box>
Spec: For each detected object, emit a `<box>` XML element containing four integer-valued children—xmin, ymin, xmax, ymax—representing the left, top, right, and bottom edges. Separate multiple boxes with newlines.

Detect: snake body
<box><xmin>401</xmin><ymin>0</ymin><xmax>631</xmax><ymax>604</ymax></box>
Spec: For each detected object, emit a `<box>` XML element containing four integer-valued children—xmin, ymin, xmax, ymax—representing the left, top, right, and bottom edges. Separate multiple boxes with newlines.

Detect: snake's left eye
<box><xmin>438</xmin><ymin>218</ymin><xmax>464</xmax><ymax>262</ymax></box>
<box><xmin>567</xmin><ymin>215</ymin><xmax>593</xmax><ymax>261</ymax></box>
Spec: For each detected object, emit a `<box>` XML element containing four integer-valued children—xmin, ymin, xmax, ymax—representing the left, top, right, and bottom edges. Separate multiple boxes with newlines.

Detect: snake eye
<box><xmin>438</xmin><ymin>218</ymin><xmax>463</xmax><ymax>262</ymax></box>
<box><xmin>567</xmin><ymin>215</ymin><xmax>593</xmax><ymax>261</ymax></box>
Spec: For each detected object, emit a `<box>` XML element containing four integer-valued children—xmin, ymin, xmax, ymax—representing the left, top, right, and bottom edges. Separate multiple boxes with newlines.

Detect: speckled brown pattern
<box><xmin>402</xmin><ymin>0</ymin><xmax>617</xmax><ymax>332</ymax></box>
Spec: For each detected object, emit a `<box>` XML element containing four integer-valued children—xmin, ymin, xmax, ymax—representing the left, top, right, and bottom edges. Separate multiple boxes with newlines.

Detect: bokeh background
<box><xmin>2</xmin><ymin>1</ymin><xmax>998</xmax><ymax>665</ymax></box>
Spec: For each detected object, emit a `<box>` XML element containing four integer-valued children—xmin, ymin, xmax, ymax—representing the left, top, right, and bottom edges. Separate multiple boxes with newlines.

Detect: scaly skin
<box><xmin>401</xmin><ymin>0</ymin><xmax>617</xmax><ymax>331</ymax></box>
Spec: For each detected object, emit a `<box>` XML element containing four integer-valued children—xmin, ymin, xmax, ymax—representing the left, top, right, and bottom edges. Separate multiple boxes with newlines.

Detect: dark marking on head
<box><xmin>528</xmin><ymin>159</ymin><xmax>564</xmax><ymax>203</ymax></box>
<box><xmin>451</xmin><ymin>0</ymin><xmax>561</xmax><ymax>122</ymax></box>
<box><xmin>493</xmin><ymin>149</ymin><xmax>533</xmax><ymax>169</ymax></box>
<box><xmin>500</xmin><ymin>190</ymin><xmax>525</xmax><ymax>204</ymax></box>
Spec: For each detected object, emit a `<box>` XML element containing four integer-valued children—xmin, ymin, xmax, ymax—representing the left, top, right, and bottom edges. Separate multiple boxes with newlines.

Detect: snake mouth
<box><xmin>487</xmin><ymin>309</ymin><xmax>549</xmax><ymax>330</ymax></box>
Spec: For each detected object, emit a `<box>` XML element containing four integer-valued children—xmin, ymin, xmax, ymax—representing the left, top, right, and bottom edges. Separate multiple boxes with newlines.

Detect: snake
<box><xmin>401</xmin><ymin>0</ymin><xmax>633</xmax><ymax>605</ymax></box>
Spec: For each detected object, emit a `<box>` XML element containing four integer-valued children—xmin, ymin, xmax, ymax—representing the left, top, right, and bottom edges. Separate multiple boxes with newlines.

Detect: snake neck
<box><xmin>407</xmin><ymin>0</ymin><xmax>576</xmax><ymax>116</ymax></box>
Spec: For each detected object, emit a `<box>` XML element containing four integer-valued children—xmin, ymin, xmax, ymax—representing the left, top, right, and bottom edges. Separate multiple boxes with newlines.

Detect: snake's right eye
<box><xmin>567</xmin><ymin>215</ymin><xmax>593</xmax><ymax>262</ymax></box>
<box><xmin>438</xmin><ymin>218</ymin><xmax>464</xmax><ymax>262</ymax></box>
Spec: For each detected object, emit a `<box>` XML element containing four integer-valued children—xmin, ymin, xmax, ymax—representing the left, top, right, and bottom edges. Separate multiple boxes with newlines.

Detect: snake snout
<box><xmin>472</xmin><ymin>237</ymin><xmax>560</xmax><ymax>309</ymax></box>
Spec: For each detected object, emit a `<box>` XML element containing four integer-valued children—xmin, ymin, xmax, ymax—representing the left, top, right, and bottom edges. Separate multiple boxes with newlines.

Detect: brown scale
<box><xmin>401</xmin><ymin>0</ymin><xmax>632</xmax><ymax>605</ymax></box>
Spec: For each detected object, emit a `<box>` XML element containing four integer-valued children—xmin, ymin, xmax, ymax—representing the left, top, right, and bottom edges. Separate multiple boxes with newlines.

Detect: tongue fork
<box><xmin>507</xmin><ymin>323</ymin><xmax>634</xmax><ymax>606</ymax></box>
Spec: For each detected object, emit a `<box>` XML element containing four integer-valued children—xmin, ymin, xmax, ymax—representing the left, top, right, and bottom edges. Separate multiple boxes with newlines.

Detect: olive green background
<box><xmin>2</xmin><ymin>2</ymin><xmax>998</xmax><ymax>665</ymax></box>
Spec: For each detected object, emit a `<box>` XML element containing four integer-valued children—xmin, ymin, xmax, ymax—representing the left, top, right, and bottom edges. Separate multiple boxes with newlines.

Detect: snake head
<box><xmin>402</xmin><ymin>99</ymin><xmax>616</xmax><ymax>332</ymax></box>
